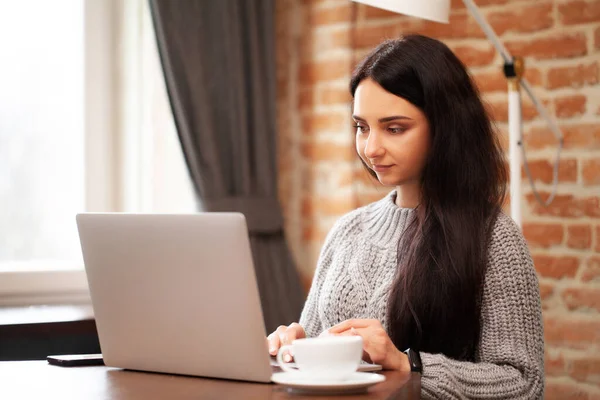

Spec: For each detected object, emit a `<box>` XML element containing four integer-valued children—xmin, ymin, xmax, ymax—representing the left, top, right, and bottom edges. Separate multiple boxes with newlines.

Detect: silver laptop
<box><xmin>77</xmin><ymin>212</ymin><xmax>274</xmax><ymax>382</ymax></box>
<box><xmin>77</xmin><ymin>212</ymin><xmax>381</xmax><ymax>382</ymax></box>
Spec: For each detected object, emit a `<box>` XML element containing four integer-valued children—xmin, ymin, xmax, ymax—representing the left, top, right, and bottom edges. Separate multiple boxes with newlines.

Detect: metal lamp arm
<box><xmin>521</xmin><ymin>79</ymin><xmax>564</xmax><ymax>144</ymax></box>
<box><xmin>462</xmin><ymin>0</ymin><xmax>564</xmax><ymax>216</ymax></box>
<box><xmin>462</xmin><ymin>0</ymin><xmax>563</xmax><ymax>145</ymax></box>
<box><xmin>461</xmin><ymin>0</ymin><xmax>512</xmax><ymax>63</ymax></box>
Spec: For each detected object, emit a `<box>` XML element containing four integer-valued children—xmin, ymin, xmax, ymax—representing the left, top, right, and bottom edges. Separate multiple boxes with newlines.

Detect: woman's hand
<box><xmin>327</xmin><ymin>319</ymin><xmax>411</xmax><ymax>372</ymax></box>
<box><xmin>266</xmin><ymin>323</ymin><xmax>306</xmax><ymax>362</ymax></box>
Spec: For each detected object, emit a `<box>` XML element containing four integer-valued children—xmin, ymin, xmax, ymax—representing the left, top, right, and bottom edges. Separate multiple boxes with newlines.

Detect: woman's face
<box><xmin>354</xmin><ymin>78</ymin><xmax>431</xmax><ymax>187</ymax></box>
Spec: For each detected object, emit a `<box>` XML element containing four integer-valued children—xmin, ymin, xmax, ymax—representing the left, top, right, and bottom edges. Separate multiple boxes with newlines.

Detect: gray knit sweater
<box><xmin>299</xmin><ymin>191</ymin><xmax>545</xmax><ymax>399</ymax></box>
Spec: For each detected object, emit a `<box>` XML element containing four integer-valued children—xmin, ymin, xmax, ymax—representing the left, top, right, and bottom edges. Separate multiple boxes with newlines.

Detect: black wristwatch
<box><xmin>404</xmin><ymin>348</ymin><xmax>422</xmax><ymax>373</ymax></box>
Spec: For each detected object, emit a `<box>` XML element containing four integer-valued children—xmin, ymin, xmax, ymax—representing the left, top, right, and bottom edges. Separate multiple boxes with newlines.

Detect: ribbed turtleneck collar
<box><xmin>362</xmin><ymin>190</ymin><xmax>416</xmax><ymax>248</ymax></box>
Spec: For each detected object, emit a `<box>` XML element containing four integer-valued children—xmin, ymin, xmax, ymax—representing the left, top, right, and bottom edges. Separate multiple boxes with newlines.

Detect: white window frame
<box><xmin>0</xmin><ymin>0</ymin><xmax>125</xmax><ymax>307</ymax></box>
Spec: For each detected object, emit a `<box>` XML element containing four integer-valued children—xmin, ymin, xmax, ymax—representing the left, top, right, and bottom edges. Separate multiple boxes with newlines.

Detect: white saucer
<box><xmin>271</xmin><ymin>371</ymin><xmax>386</xmax><ymax>395</ymax></box>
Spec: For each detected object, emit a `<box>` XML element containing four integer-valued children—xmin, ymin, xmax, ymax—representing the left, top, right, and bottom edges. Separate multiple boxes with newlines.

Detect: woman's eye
<box><xmin>388</xmin><ymin>127</ymin><xmax>405</xmax><ymax>134</ymax></box>
<box><xmin>353</xmin><ymin>124</ymin><xmax>368</xmax><ymax>133</ymax></box>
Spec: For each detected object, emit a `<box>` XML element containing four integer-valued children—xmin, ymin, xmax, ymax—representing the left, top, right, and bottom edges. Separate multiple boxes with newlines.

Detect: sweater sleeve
<box><xmin>298</xmin><ymin>217</ymin><xmax>348</xmax><ymax>338</ymax></box>
<box><xmin>420</xmin><ymin>214</ymin><xmax>545</xmax><ymax>399</ymax></box>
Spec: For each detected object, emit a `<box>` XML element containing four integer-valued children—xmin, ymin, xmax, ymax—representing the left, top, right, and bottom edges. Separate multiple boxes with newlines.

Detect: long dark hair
<box><xmin>350</xmin><ymin>35</ymin><xmax>507</xmax><ymax>360</ymax></box>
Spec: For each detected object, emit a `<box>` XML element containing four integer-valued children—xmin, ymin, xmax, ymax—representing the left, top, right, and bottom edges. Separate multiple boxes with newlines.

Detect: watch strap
<box><xmin>404</xmin><ymin>348</ymin><xmax>422</xmax><ymax>373</ymax></box>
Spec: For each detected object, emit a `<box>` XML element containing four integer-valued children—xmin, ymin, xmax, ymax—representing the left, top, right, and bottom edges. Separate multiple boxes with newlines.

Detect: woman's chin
<box><xmin>375</xmin><ymin>177</ymin><xmax>401</xmax><ymax>187</ymax></box>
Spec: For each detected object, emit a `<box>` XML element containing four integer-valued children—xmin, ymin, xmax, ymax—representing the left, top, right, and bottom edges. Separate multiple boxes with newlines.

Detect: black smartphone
<box><xmin>47</xmin><ymin>354</ymin><xmax>104</xmax><ymax>367</ymax></box>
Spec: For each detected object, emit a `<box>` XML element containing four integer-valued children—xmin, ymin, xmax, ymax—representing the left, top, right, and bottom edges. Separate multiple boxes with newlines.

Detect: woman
<box><xmin>268</xmin><ymin>35</ymin><xmax>544</xmax><ymax>399</ymax></box>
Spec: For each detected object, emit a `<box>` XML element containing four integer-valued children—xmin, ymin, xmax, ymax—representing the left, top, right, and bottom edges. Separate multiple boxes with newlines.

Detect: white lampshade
<box><xmin>351</xmin><ymin>0</ymin><xmax>451</xmax><ymax>23</ymax></box>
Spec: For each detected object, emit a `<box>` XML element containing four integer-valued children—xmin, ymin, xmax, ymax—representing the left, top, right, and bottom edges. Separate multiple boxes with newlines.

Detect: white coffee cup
<box><xmin>276</xmin><ymin>336</ymin><xmax>363</xmax><ymax>380</ymax></box>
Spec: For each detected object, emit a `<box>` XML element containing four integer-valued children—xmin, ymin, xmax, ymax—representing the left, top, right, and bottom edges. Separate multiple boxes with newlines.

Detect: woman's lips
<box><xmin>372</xmin><ymin>164</ymin><xmax>394</xmax><ymax>172</ymax></box>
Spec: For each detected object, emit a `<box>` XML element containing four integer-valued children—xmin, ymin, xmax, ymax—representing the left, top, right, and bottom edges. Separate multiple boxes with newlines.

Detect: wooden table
<box><xmin>1</xmin><ymin>361</ymin><xmax>420</xmax><ymax>399</ymax></box>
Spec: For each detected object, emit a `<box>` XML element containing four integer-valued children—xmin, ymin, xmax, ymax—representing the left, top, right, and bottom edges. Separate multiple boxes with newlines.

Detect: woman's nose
<box><xmin>364</xmin><ymin>131</ymin><xmax>385</xmax><ymax>160</ymax></box>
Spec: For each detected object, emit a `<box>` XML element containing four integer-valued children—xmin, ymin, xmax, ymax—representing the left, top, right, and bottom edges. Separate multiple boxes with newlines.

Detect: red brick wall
<box><xmin>276</xmin><ymin>0</ymin><xmax>600</xmax><ymax>396</ymax></box>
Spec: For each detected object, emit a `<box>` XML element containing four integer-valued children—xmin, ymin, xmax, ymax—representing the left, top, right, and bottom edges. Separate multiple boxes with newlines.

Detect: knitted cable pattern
<box><xmin>299</xmin><ymin>191</ymin><xmax>544</xmax><ymax>399</ymax></box>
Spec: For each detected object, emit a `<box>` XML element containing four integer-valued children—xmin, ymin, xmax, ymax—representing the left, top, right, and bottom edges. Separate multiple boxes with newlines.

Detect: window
<box><xmin>0</xmin><ymin>1</ymin><xmax>85</xmax><ymax>270</ymax></box>
<box><xmin>0</xmin><ymin>0</ymin><xmax>196</xmax><ymax>306</ymax></box>
<box><xmin>120</xmin><ymin>0</ymin><xmax>197</xmax><ymax>213</ymax></box>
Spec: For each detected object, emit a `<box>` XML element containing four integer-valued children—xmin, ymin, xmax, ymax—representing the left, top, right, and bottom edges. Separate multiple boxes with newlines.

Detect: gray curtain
<box><xmin>149</xmin><ymin>0</ymin><xmax>304</xmax><ymax>332</ymax></box>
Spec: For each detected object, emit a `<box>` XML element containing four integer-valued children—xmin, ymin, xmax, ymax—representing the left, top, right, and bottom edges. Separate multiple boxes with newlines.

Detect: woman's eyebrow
<box><xmin>352</xmin><ymin>115</ymin><xmax>413</xmax><ymax>123</ymax></box>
